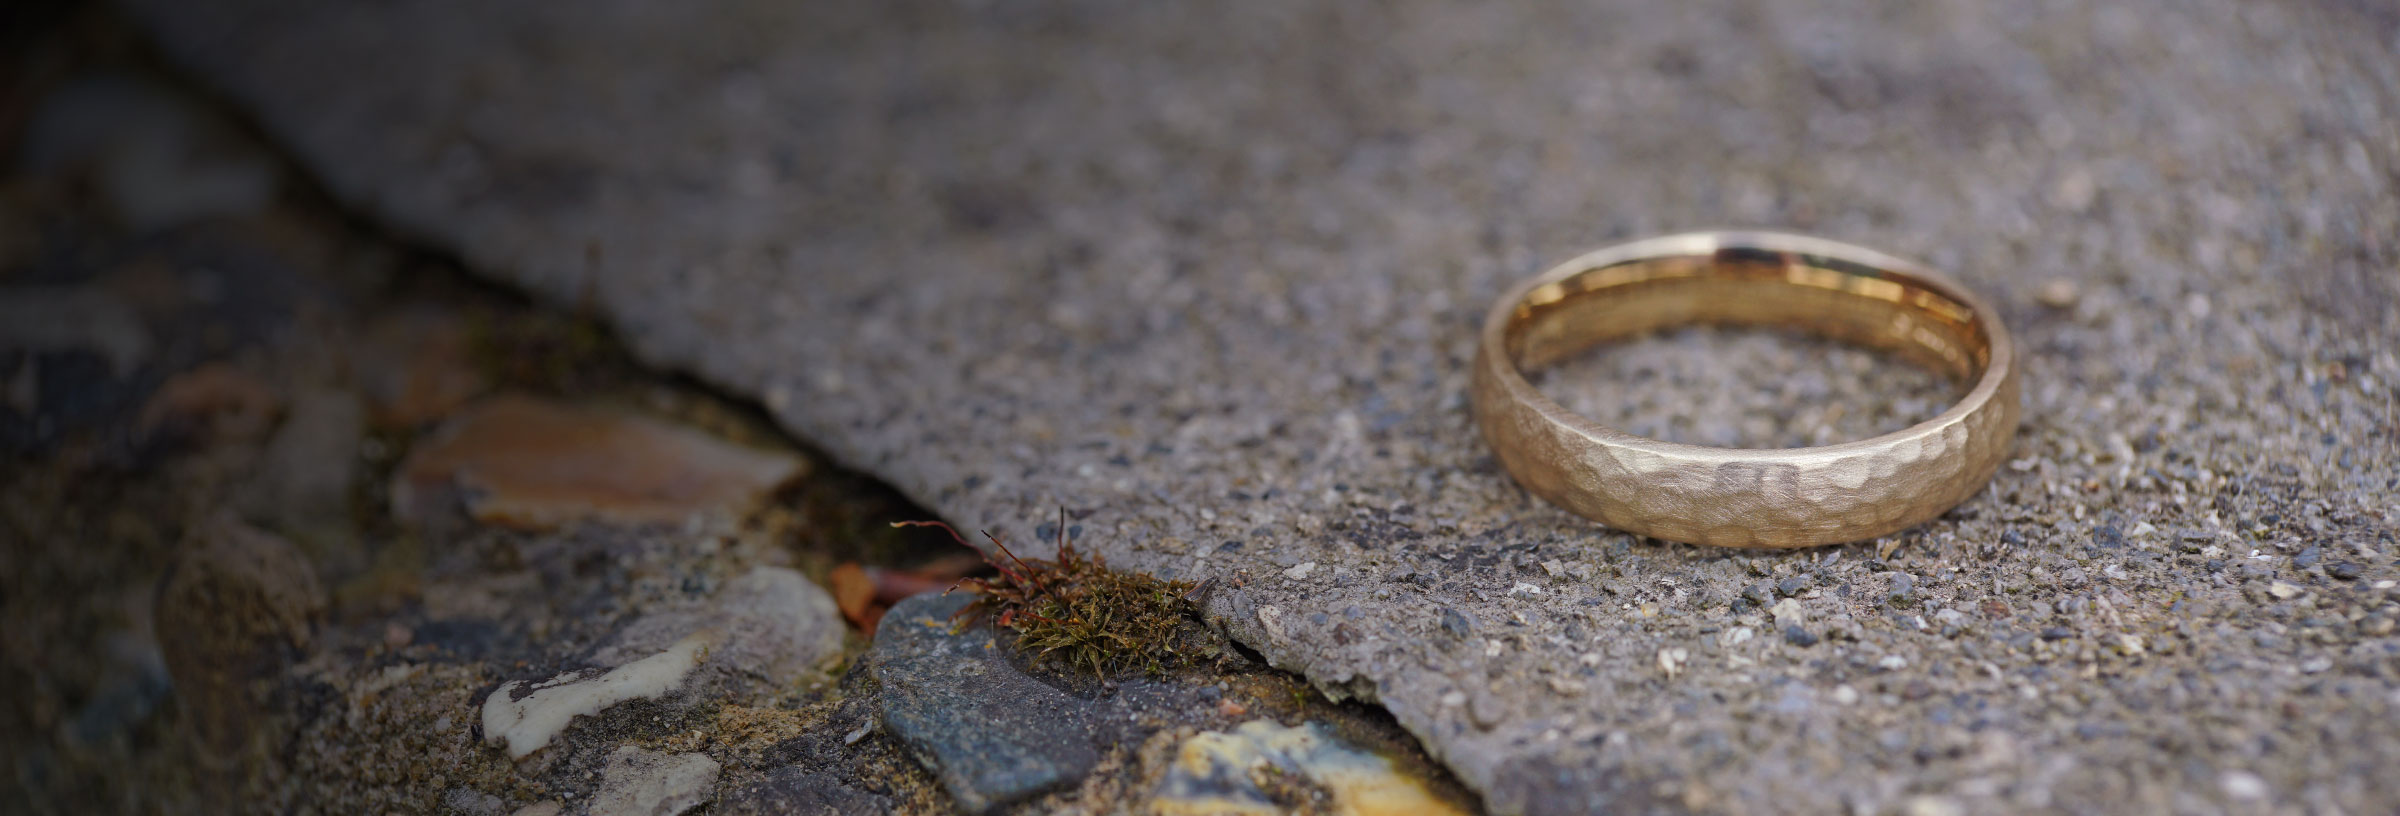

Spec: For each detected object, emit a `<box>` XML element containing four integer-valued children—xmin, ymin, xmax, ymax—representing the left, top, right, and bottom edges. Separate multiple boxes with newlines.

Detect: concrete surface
<box><xmin>124</xmin><ymin>1</ymin><xmax>2400</xmax><ymax>812</ymax></box>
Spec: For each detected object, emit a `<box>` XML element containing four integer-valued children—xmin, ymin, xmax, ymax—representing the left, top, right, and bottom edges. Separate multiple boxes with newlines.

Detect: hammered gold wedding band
<box><xmin>1472</xmin><ymin>231</ymin><xmax>2019</xmax><ymax>548</ymax></box>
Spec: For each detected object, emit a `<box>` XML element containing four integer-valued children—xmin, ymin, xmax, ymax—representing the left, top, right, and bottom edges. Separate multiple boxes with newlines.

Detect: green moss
<box><xmin>893</xmin><ymin>518</ymin><xmax>1217</xmax><ymax>677</ymax></box>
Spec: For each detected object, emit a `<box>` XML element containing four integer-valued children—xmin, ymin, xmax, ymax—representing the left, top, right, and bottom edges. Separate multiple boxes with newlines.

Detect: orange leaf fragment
<box><xmin>830</xmin><ymin>562</ymin><xmax>880</xmax><ymax>632</ymax></box>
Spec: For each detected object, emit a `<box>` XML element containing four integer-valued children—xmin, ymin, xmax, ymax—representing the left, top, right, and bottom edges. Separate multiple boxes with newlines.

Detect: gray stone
<box><xmin>125</xmin><ymin>1</ymin><xmax>2400</xmax><ymax>813</ymax></box>
<box><xmin>476</xmin><ymin>564</ymin><xmax>842</xmax><ymax>759</ymax></box>
<box><xmin>717</xmin><ymin>767</ymin><xmax>892</xmax><ymax>816</ymax></box>
<box><xmin>17</xmin><ymin>73</ymin><xmax>280</xmax><ymax>231</ymax></box>
<box><xmin>860</xmin><ymin>590</ymin><xmax>1244</xmax><ymax>810</ymax></box>
<box><xmin>155</xmin><ymin>517</ymin><xmax>324</xmax><ymax>762</ymax></box>
<box><xmin>864</xmin><ymin>592</ymin><xmax>1103</xmax><ymax>813</ymax></box>
<box><xmin>240</xmin><ymin>387</ymin><xmax>365</xmax><ymax>570</ymax></box>
<box><xmin>589</xmin><ymin>565</ymin><xmax>844</xmax><ymax>684</ymax></box>
<box><xmin>590</xmin><ymin>746</ymin><xmax>719</xmax><ymax>816</ymax></box>
<box><xmin>440</xmin><ymin>788</ymin><xmax>504</xmax><ymax>816</ymax></box>
<box><xmin>1889</xmin><ymin>573</ymin><xmax>1917</xmax><ymax>604</ymax></box>
<box><xmin>59</xmin><ymin>631</ymin><xmax>172</xmax><ymax>754</ymax></box>
<box><xmin>0</xmin><ymin>286</ymin><xmax>151</xmax><ymax>379</ymax></box>
<box><xmin>1741</xmin><ymin>584</ymin><xmax>1774</xmax><ymax>607</ymax></box>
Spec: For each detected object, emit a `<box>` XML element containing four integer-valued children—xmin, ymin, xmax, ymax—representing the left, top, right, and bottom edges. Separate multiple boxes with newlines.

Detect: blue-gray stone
<box><xmin>865</xmin><ymin>592</ymin><xmax>1102</xmax><ymax>814</ymax></box>
<box><xmin>717</xmin><ymin>767</ymin><xmax>891</xmax><ymax>816</ymax></box>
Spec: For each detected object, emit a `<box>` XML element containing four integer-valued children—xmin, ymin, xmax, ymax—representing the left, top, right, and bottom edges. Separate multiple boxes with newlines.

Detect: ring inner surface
<box><xmin>1505</xmin><ymin>248</ymin><xmax>1990</xmax><ymax>399</ymax></box>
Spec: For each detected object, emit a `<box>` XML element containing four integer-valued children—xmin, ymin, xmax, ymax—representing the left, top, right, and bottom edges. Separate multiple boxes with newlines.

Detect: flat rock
<box><xmin>391</xmin><ymin>394</ymin><xmax>803</xmax><ymax>530</ymax></box>
<box><xmin>18</xmin><ymin>72</ymin><xmax>280</xmax><ymax>231</ymax></box>
<box><xmin>481</xmin><ymin>566</ymin><xmax>842</xmax><ymax>759</ymax></box>
<box><xmin>589</xmin><ymin>565</ymin><xmax>845</xmax><ymax>683</ymax></box>
<box><xmin>130</xmin><ymin>2</ymin><xmax>2400</xmax><ymax>812</ymax></box>
<box><xmin>589</xmin><ymin>746</ymin><xmax>719</xmax><ymax>816</ymax></box>
<box><xmin>863</xmin><ymin>590</ymin><xmax>1282</xmax><ymax>811</ymax></box>
<box><xmin>481</xmin><ymin>635</ymin><xmax>708</xmax><ymax>759</ymax></box>
<box><xmin>716</xmin><ymin>767</ymin><xmax>892</xmax><ymax>816</ymax></box>
<box><xmin>1151</xmin><ymin>719</ymin><xmax>1465</xmax><ymax>816</ymax></box>
<box><xmin>864</xmin><ymin>591</ymin><xmax>1106</xmax><ymax>813</ymax></box>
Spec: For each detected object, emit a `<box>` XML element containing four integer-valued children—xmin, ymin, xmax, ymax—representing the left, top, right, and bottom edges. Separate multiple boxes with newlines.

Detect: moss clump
<box><xmin>893</xmin><ymin>517</ymin><xmax>1215</xmax><ymax>677</ymax></box>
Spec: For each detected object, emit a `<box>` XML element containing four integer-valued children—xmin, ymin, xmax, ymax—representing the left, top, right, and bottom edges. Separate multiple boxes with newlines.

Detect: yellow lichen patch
<box><xmin>1148</xmin><ymin>720</ymin><xmax>1465</xmax><ymax>816</ymax></box>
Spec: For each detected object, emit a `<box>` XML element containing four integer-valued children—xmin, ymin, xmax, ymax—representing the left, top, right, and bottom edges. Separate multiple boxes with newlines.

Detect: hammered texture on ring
<box><xmin>1471</xmin><ymin>231</ymin><xmax>2020</xmax><ymax>548</ymax></box>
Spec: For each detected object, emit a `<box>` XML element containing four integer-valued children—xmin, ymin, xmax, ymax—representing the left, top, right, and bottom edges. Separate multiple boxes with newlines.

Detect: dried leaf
<box><xmin>829</xmin><ymin>562</ymin><xmax>879</xmax><ymax>631</ymax></box>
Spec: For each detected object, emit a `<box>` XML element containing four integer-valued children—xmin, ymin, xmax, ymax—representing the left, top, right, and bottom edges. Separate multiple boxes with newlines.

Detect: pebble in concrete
<box><xmin>588</xmin><ymin>565</ymin><xmax>844</xmax><ymax>682</ymax></box>
<box><xmin>590</xmin><ymin>746</ymin><xmax>719</xmax><ymax>816</ymax></box>
<box><xmin>480</xmin><ymin>635</ymin><xmax>707</xmax><ymax>759</ymax></box>
<box><xmin>393</xmin><ymin>394</ymin><xmax>802</xmax><ymax>530</ymax></box>
<box><xmin>155</xmin><ymin>517</ymin><xmax>323</xmax><ymax>760</ymax></box>
<box><xmin>716</xmin><ymin>767</ymin><xmax>893</xmax><ymax>816</ymax></box>
<box><xmin>483</xmin><ymin>566</ymin><xmax>844</xmax><ymax>758</ymax></box>
<box><xmin>864</xmin><ymin>591</ymin><xmax>1104</xmax><ymax>813</ymax></box>
<box><xmin>1150</xmin><ymin>719</ymin><xmax>1464</xmax><ymax>816</ymax></box>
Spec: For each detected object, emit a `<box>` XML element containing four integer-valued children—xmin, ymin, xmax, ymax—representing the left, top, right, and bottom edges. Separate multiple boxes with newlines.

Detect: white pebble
<box><xmin>2035</xmin><ymin>279</ymin><xmax>2081</xmax><ymax>309</ymax></box>
<box><xmin>1770</xmin><ymin>598</ymin><xmax>1805</xmax><ymax>628</ymax></box>
<box><xmin>2220</xmin><ymin>770</ymin><xmax>2268</xmax><ymax>800</ymax></box>
<box><xmin>1656</xmin><ymin>648</ymin><xmax>1688</xmax><ymax>678</ymax></box>
<box><xmin>481</xmin><ymin>635</ymin><xmax>709</xmax><ymax>759</ymax></box>
<box><xmin>1902</xmin><ymin>795</ymin><xmax>1964</xmax><ymax>816</ymax></box>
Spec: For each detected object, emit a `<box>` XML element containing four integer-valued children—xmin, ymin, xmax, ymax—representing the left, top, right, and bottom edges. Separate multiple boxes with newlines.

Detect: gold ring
<box><xmin>1472</xmin><ymin>231</ymin><xmax>2020</xmax><ymax>548</ymax></box>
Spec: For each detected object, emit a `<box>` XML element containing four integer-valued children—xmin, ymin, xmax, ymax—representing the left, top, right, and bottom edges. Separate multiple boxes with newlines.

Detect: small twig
<box><xmin>889</xmin><ymin>520</ymin><xmax>970</xmax><ymax>547</ymax></box>
<box><xmin>893</xmin><ymin>520</ymin><xmax>1044</xmax><ymax>593</ymax></box>
<box><xmin>981</xmin><ymin>529</ymin><xmax>1051</xmax><ymax>599</ymax></box>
